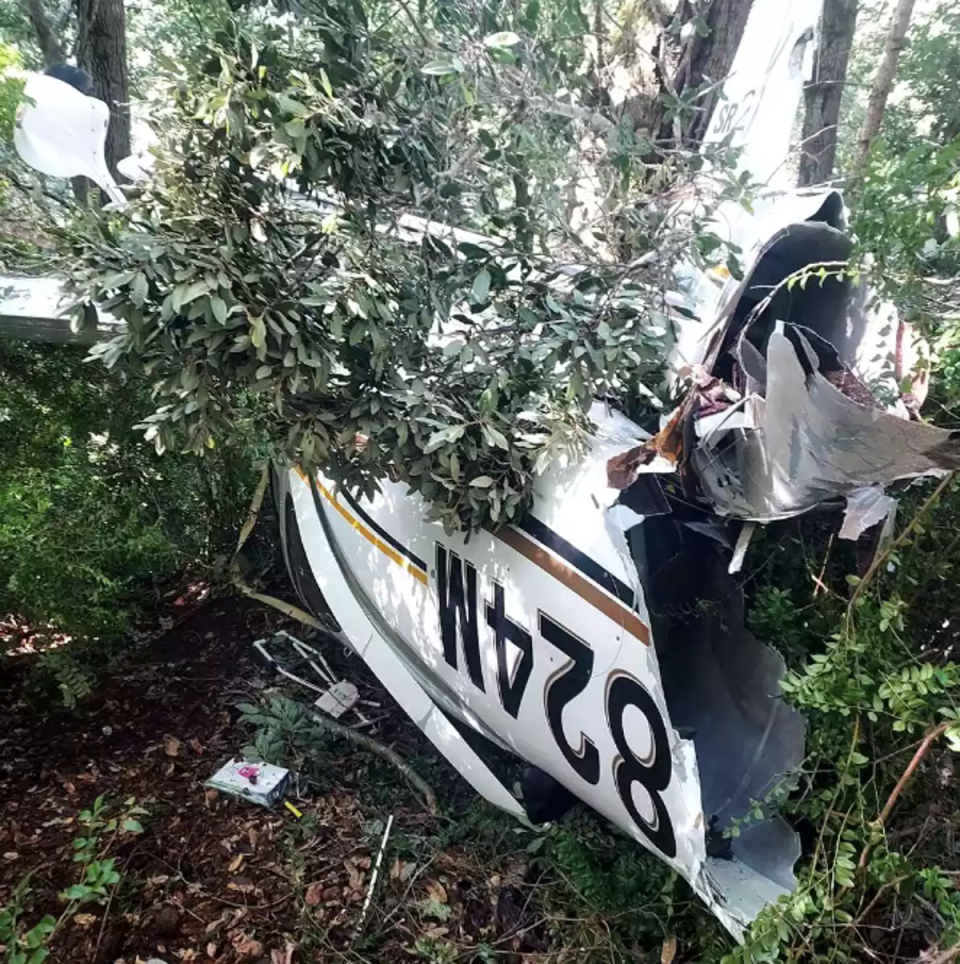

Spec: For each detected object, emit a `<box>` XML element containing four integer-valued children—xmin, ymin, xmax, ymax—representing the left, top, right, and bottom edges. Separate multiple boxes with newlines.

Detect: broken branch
<box><xmin>857</xmin><ymin>722</ymin><xmax>950</xmax><ymax>870</ymax></box>
<box><xmin>304</xmin><ymin>704</ymin><xmax>438</xmax><ymax>815</ymax></box>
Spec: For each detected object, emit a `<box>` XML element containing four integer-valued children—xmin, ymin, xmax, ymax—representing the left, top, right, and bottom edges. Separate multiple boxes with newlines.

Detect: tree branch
<box><xmin>856</xmin><ymin>0</ymin><xmax>918</xmax><ymax>163</ymax></box>
<box><xmin>54</xmin><ymin>0</ymin><xmax>76</xmax><ymax>32</ymax></box>
<box><xmin>856</xmin><ymin>722</ymin><xmax>950</xmax><ymax>871</ymax></box>
<box><xmin>306</xmin><ymin>705</ymin><xmax>438</xmax><ymax>814</ymax></box>
<box><xmin>24</xmin><ymin>0</ymin><xmax>66</xmax><ymax>65</ymax></box>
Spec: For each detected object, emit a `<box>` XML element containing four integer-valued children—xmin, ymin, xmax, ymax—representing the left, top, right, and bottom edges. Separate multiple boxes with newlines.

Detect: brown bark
<box><xmin>799</xmin><ymin>0</ymin><xmax>859</xmax><ymax>186</ymax></box>
<box><xmin>674</xmin><ymin>0</ymin><xmax>755</xmax><ymax>144</ymax></box>
<box><xmin>856</xmin><ymin>0</ymin><xmax>917</xmax><ymax>163</ymax></box>
<box><xmin>76</xmin><ymin>0</ymin><xmax>131</xmax><ymax>178</ymax></box>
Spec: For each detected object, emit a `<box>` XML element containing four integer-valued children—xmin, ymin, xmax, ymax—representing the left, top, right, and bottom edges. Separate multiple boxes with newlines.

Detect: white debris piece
<box><xmin>315</xmin><ymin>680</ymin><xmax>360</xmax><ymax>718</ymax></box>
<box><xmin>839</xmin><ymin>486</ymin><xmax>899</xmax><ymax>542</ymax></box>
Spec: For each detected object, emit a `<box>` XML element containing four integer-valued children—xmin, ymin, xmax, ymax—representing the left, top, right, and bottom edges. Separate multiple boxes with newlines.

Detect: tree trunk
<box><xmin>76</xmin><ymin>0</ymin><xmax>130</xmax><ymax>178</ymax></box>
<box><xmin>798</xmin><ymin>0</ymin><xmax>859</xmax><ymax>186</ymax></box>
<box><xmin>674</xmin><ymin>0</ymin><xmax>755</xmax><ymax>145</ymax></box>
<box><xmin>856</xmin><ymin>0</ymin><xmax>917</xmax><ymax>163</ymax></box>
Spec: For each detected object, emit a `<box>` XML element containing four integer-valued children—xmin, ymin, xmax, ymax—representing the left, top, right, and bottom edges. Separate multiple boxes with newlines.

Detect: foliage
<box><xmin>35</xmin><ymin>649</ymin><xmax>96</xmax><ymax>708</ymax></box>
<box><xmin>62</xmin><ymin>6</ymin><xmax>746</xmax><ymax>532</ymax></box>
<box><xmin>722</xmin><ymin>479</ymin><xmax>960</xmax><ymax>963</ymax></box>
<box><xmin>238</xmin><ymin>693</ymin><xmax>330</xmax><ymax>768</ymax></box>
<box><xmin>852</xmin><ymin>137</ymin><xmax>960</xmax><ymax>356</ymax></box>
<box><xmin>0</xmin><ymin>341</ymin><xmax>255</xmax><ymax>647</ymax></box>
<box><xmin>0</xmin><ymin>41</ymin><xmax>23</xmax><ymax>142</ymax></box>
<box><xmin>525</xmin><ymin>813</ymin><xmax>729</xmax><ymax>962</ymax></box>
<box><xmin>0</xmin><ymin>879</ymin><xmax>54</xmax><ymax>964</ymax></box>
<box><xmin>0</xmin><ymin>795</ymin><xmax>145</xmax><ymax>964</ymax></box>
<box><xmin>846</xmin><ymin>0</ymin><xmax>960</xmax><ymax>404</ymax></box>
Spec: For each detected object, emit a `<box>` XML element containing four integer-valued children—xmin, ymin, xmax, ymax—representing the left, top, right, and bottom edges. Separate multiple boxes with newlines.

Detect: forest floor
<box><xmin>0</xmin><ymin>594</ymin><xmax>559</xmax><ymax>964</ymax></box>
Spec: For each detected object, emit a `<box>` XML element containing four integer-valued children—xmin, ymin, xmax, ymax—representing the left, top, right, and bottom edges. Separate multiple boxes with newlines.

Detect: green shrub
<box><xmin>0</xmin><ymin>340</ymin><xmax>254</xmax><ymax>648</ymax></box>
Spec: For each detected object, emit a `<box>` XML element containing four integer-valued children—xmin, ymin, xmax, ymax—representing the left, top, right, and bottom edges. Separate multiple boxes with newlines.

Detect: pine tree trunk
<box><xmin>798</xmin><ymin>0</ymin><xmax>859</xmax><ymax>186</ymax></box>
<box><xmin>856</xmin><ymin>0</ymin><xmax>917</xmax><ymax>163</ymax></box>
<box><xmin>674</xmin><ymin>0</ymin><xmax>755</xmax><ymax>145</ymax></box>
<box><xmin>76</xmin><ymin>0</ymin><xmax>130</xmax><ymax>178</ymax></box>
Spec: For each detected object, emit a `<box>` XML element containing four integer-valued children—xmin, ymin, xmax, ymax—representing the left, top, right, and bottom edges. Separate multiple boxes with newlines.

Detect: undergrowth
<box><xmin>0</xmin><ymin>340</ymin><xmax>255</xmax><ymax>665</ymax></box>
<box><xmin>0</xmin><ymin>796</ymin><xmax>146</xmax><ymax>964</ymax></box>
<box><xmin>731</xmin><ymin>478</ymin><xmax>960</xmax><ymax>963</ymax></box>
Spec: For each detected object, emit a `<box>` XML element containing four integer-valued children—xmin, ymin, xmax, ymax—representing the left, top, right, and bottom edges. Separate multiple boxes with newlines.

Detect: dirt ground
<box><xmin>0</xmin><ymin>595</ymin><xmax>546</xmax><ymax>964</ymax></box>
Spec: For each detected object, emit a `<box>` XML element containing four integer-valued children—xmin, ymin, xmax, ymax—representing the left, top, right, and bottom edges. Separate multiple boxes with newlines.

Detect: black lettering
<box><xmin>485</xmin><ymin>583</ymin><xmax>533</xmax><ymax>719</ymax></box>
<box><xmin>607</xmin><ymin>674</ymin><xmax>676</xmax><ymax>859</ymax></box>
<box><xmin>540</xmin><ymin>613</ymin><xmax>600</xmax><ymax>786</ymax></box>
<box><xmin>436</xmin><ymin>544</ymin><xmax>484</xmax><ymax>691</ymax></box>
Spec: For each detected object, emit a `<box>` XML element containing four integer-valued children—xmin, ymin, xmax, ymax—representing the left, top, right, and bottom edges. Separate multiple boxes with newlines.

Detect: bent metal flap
<box><xmin>275</xmin><ymin>404</ymin><xmax>806</xmax><ymax>940</ymax></box>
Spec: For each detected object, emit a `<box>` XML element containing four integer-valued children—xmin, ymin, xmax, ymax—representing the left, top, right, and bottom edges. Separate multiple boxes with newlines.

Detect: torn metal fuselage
<box><xmin>275</xmin><ymin>191</ymin><xmax>960</xmax><ymax>941</ymax></box>
<box><xmin>275</xmin><ymin>409</ymin><xmax>804</xmax><ymax>940</ymax></box>
<box><xmin>646</xmin><ymin>189</ymin><xmax>960</xmax><ymax>533</ymax></box>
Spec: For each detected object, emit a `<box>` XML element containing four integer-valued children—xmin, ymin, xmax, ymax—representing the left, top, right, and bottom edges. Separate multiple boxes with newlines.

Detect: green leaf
<box><xmin>484</xmin><ymin>31</ymin><xmax>521</xmax><ymax>48</ymax></box>
<box><xmin>250</xmin><ymin>315</ymin><xmax>266</xmax><ymax>349</ymax></box>
<box><xmin>472</xmin><ymin>269</ymin><xmax>492</xmax><ymax>303</ymax></box>
<box><xmin>122</xmin><ymin>818</ymin><xmax>144</xmax><ymax>834</ymax></box>
<box><xmin>210</xmin><ymin>296</ymin><xmax>228</xmax><ymax>324</ymax></box>
<box><xmin>425</xmin><ymin>425</ymin><xmax>465</xmax><ymax>453</ymax></box>
<box><xmin>319</xmin><ymin>69</ymin><xmax>333</xmax><ymax>98</ymax></box>
<box><xmin>470</xmin><ymin>476</ymin><xmax>495</xmax><ymax>488</ymax></box>
<box><xmin>61</xmin><ymin>884</ymin><xmax>91</xmax><ymax>901</ymax></box>
<box><xmin>276</xmin><ymin>94</ymin><xmax>308</xmax><ymax>116</ymax></box>
<box><xmin>248</xmin><ymin>144</ymin><xmax>267</xmax><ymax>168</ymax></box>
<box><xmin>483</xmin><ymin>424</ymin><xmax>508</xmax><ymax>449</ymax></box>
<box><xmin>130</xmin><ymin>272</ymin><xmax>148</xmax><ymax>307</ymax></box>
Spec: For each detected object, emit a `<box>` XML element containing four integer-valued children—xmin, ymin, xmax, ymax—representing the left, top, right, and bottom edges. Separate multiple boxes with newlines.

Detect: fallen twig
<box><xmin>857</xmin><ymin>722</ymin><xmax>950</xmax><ymax>870</ymax></box>
<box><xmin>306</xmin><ymin>704</ymin><xmax>438</xmax><ymax>815</ymax></box>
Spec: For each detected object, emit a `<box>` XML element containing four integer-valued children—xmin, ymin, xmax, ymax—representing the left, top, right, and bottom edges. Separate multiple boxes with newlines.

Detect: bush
<box><xmin>0</xmin><ymin>340</ymin><xmax>254</xmax><ymax>647</ymax></box>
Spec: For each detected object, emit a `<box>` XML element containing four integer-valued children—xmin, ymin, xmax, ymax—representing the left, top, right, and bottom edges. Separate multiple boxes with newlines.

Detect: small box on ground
<box><xmin>206</xmin><ymin>759</ymin><xmax>292</xmax><ymax>808</ymax></box>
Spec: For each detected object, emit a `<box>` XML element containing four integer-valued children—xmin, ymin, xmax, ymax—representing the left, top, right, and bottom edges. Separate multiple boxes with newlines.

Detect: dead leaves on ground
<box><xmin>0</xmin><ymin>598</ymin><xmax>551</xmax><ymax>964</ymax></box>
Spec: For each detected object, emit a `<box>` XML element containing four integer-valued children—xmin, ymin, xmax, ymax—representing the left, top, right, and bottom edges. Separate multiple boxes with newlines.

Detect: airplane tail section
<box><xmin>700</xmin><ymin>0</ymin><xmax>824</xmax><ymax>188</ymax></box>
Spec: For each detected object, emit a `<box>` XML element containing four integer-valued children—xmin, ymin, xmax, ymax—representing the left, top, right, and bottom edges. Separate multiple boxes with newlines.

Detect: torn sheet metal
<box><xmin>632</xmin><ymin>204</ymin><xmax>960</xmax><ymax>538</ymax></box>
<box><xmin>839</xmin><ymin>487</ymin><xmax>899</xmax><ymax>542</ymax></box>
<box><xmin>690</xmin><ymin>323</ymin><xmax>960</xmax><ymax>522</ymax></box>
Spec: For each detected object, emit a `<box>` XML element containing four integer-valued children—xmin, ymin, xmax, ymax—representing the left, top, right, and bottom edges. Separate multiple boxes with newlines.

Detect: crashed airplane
<box><xmin>8</xmin><ymin>0</ymin><xmax>960</xmax><ymax>941</ymax></box>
